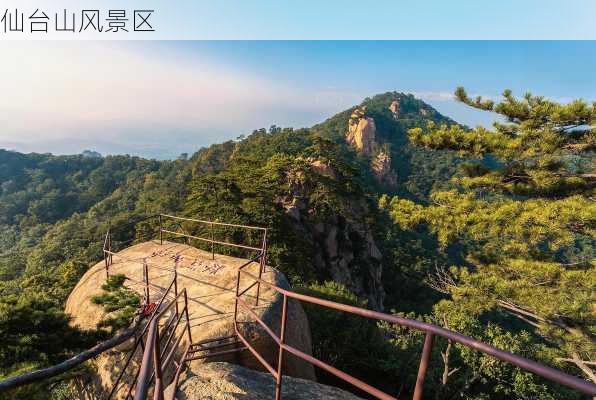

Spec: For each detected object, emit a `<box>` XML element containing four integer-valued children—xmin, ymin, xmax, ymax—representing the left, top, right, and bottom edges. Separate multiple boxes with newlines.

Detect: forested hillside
<box><xmin>0</xmin><ymin>91</ymin><xmax>592</xmax><ymax>399</ymax></box>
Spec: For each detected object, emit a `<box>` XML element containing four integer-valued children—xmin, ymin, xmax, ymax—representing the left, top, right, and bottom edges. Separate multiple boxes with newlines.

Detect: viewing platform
<box><xmin>65</xmin><ymin>215</ymin><xmax>316</xmax><ymax>399</ymax></box>
<box><xmin>67</xmin><ymin>240</ymin><xmax>274</xmax><ymax>337</ymax></box>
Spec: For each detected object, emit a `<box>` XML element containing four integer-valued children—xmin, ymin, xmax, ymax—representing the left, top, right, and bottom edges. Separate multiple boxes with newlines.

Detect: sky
<box><xmin>4</xmin><ymin>0</ymin><xmax>596</xmax><ymax>40</ymax></box>
<box><xmin>1</xmin><ymin>40</ymin><xmax>596</xmax><ymax>159</ymax></box>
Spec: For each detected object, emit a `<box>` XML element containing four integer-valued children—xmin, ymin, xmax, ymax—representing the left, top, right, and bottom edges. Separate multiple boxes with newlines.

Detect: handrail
<box><xmin>102</xmin><ymin>215</ymin><xmax>267</xmax><ymax>399</ymax></box>
<box><xmin>103</xmin><ymin>214</ymin><xmax>160</xmax><ymax>254</ymax></box>
<box><xmin>8</xmin><ymin>213</ymin><xmax>589</xmax><ymax>400</ymax></box>
<box><xmin>160</xmin><ymin>229</ymin><xmax>263</xmax><ymax>252</ymax></box>
<box><xmin>134</xmin><ymin>288</ymin><xmax>192</xmax><ymax>400</ymax></box>
<box><xmin>158</xmin><ymin>214</ymin><xmax>267</xmax><ymax>262</ymax></box>
<box><xmin>159</xmin><ymin>214</ymin><xmax>267</xmax><ymax>231</ymax></box>
<box><xmin>0</xmin><ymin>214</ymin><xmax>266</xmax><ymax>398</ymax></box>
<box><xmin>102</xmin><ymin>214</ymin><xmax>268</xmax><ymax>278</ymax></box>
<box><xmin>108</xmin><ymin>275</ymin><xmax>179</xmax><ymax>399</ymax></box>
<box><xmin>235</xmin><ymin>267</ymin><xmax>596</xmax><ymax>399</ymax></box>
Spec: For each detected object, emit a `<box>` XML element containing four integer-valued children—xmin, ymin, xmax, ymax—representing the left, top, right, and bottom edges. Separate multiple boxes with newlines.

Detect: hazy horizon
<box><xmin>1</xmin><ymin>41</ymin><xmax>595</xmax><ymax>159</ymax></box>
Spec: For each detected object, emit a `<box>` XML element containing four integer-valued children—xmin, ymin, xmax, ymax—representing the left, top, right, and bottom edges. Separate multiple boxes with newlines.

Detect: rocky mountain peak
<box><xmin>346</xmin><ymin>107</ymin><xmax>376</xmax><ymax>156</ymax></box>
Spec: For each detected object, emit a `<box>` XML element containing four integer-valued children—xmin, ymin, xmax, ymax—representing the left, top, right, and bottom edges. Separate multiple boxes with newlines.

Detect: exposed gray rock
<box><xmin>371</xmin><ymin>150</ymin><xmax>397</xmax><ymax>187</ymax></box>
<box><xmin>170</xmin><ymin>362</ymin><xmax>364</xmax><ymax>400</ymax></box>
<box><xmin>389</xmin><ymin>100</ymin><xmax>400</xmax><ymax>119</ymax></box>
<box><xmin>309</xmin><ymin>158</ymin><xmax>337</xmax><ymax>179</ymax></box>
<box><xmin>311</xmin><ymin>209</ymin><xmax>384</xmax><ymax>310</ymax></box>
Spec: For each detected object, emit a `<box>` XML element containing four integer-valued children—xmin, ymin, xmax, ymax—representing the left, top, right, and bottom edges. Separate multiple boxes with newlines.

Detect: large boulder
<box><xmin>169</xmin><ymin>362</ymin><xmax>364</xmax><ymax>400</ymax></box>
<box><xmin>65</xmin><ymin>240</ymin><xmax>315</xmax><ymax>398</ymax></box>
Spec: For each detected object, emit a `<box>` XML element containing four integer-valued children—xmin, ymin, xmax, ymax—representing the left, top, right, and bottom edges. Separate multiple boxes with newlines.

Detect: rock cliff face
<box><xmin>169</xmin><ymin>362</ymin><xmax>364</xmax><ymax>400</ymax></box>
<box><xmin>389</xmin><ymin>100</ymin><xmax>400</xmax><ymax>119</ymax></box>
<box><xmin>345</xmin><ymin>107</ymin><xmax>397</xmax><ymax>189</ymax></box>
<box><xmin>346</xmin><ymin>107</ymin><xmax>377</xmax><ymax>156</ymax></box>
<box><xmin>372</xmin><ymin>150</ymin><xmax>397</xmax><ymax>187</ymax></box>
<box><xmin>312</xmin><ymin>213</ymin><xmax>384</xmax><ymax>310</ymax></box>
<box><xmin>281</xmin><ymin>189</ymin><xmax>385</xmax><ymax>310</ymax></box>
<box><xmin>307</xmin><ymin>157</ymin><xmax>337</xmax><ymax>179</ymax></box>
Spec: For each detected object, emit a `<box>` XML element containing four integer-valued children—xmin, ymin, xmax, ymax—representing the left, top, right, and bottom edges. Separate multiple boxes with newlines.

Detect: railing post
<box><xmin>184</xmin><ymin>290</ymin><xmax>193</xmax><ymax>344</ymax></box>
<box><xmin>255</xmin><ymin>230</ymin><xmax>266</xmax><ymax>307</ymax></box>
<box><xmin>210</xmin><ymin>222</ymin><xmax>215</xmax><ymax>260</ymax></box>
<box><xmin>143</xmin><ymin>259</ymin><xmax>150</xmax><ymax>304</ymax></box>
<box><xmin>174</xmin><ymin>267</ymin><xmax>179</xmax><ymax>317</ymax></box>
<box><xmin>275</xmin><ymin>295</ymin><xmax>289</xmax><ymax>400</ymax></box>
<box><xmin>159</xmin><ymin>215</ymin><xmax>163</xmax><ymax>245</ymax></box>
<box><xmin>108</xmin><ymin>230</ymin><xmax>113</xmax><ymax>266</ymax></box>
<box><xmin>153</xmin><ymin>330</ymin><xmax>165</xmax><ymax>400</ymax></box>
<box><xmin>255</xmin><ymin>256</ymin><xmax>263</xmax><ymax>307</ymax></box>
<box><xmin>413</xmin><ymin>332</ymin><xmax>434</xmax><ymax>400</ymax></box>
<box><xmin>233</xmin><ymin>268</ymin><xmax>241</xmax><ymax>332</ymax></box>
<box><xmin>104</xmin><ymin>229</ymin><xmax>110</xmax><ymax>280</ymax></box>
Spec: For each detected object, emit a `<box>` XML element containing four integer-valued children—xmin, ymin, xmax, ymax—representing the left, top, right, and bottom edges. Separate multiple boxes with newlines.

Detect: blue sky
<box><xmin>1</xmin><ymin>41</ymin><xmax>595</xmax><ymax>159</ymax></box>
<box><xmin>163</xmin><ymin>0</ymin><xmax>596</xmax><ymax>40</ymax></box>
<box><xmin>7</xmin><ymin>0</ymin><xmax>595</xmax><ymax>40</ymax></box>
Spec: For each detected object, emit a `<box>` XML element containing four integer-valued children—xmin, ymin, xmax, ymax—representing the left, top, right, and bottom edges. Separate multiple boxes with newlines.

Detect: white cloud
<box><xmin>411</xmin><ymin>91</ymin><xmax>456</xmax><ymax>102</ymax></box>
<box><xmin>0</xmin><ymin>42</ymin><xmax>363</xmax><ymax>156</ymax></box>
<box><xmin>0</xmin><ymin>42</ymin><xmax>510</xmax><ymax>158</ymax></box>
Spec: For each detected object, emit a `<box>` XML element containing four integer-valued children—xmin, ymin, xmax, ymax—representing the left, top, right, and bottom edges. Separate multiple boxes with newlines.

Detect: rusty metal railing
<box><xmin>10</xmin><ymin>213</ymin><xmax>595</xmax><ymax>399</ymax></box>
<box><xmin>158</xmin><ymin>214</ymin><xmax>267</xmax><ymax>258</ymax></box>
<box><xmin>133</xmin><ymin>287</ymin><xmax>192</xmax><ymax>400</ymax></box>
<box><xmin>103</xmin><ymin>214</ymin><xmax>267</xmax><ymax>281</ymax></box>
<box><xmin>234</xmin><ymin>264</ymin><xmax>596</xmax><ymax>400</ymax></box>
<box><xmin>104</xmin><ymin>214</ymin><xmax>267</xmax><ymax>399</ymax></box>
<box><xmin>0</xmin><ymin>214</ymin><xmax>267</xmax><ymax>397</ymax></box>
<box><xmin>108</xmin><ymin>275</ymin><xmax>180</xmax><ymax>399</ymax></box>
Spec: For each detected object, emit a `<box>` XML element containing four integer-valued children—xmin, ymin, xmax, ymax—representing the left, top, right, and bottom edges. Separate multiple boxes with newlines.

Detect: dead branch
<box><xmin>0</xmin><ymin>324</ymin><xmax>138</xmax><ymax>392</ymax></box>
<box><xmin>426</xmin><ymin>264</ymin><xmax>457</xmax><ymax>294</ymax></box>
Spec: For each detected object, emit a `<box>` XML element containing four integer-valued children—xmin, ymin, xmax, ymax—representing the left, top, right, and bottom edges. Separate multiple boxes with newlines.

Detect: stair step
<box><xmin>188</xmin><ymin>340</ymin><xmax>242</xmax><ymax>353</ymax></box>
<box><xmin>193</xmin><ymin>334</ymin><xmax>237</xmax><ymax>346</ymax></box>
<box><xmin>189</xmin><ymin>335</ymin><xmax>238</xmax><ymax>351</ymax></box>
<box><xmin>185</xmin><ymin>346</ymin><xmax>247</xmax><ymax>362</ymax></box>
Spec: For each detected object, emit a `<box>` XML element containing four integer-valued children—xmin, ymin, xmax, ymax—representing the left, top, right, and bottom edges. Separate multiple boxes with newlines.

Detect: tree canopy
<box><xmin>384</xmin><ymin>87</ymin><xmax>595</xmax><ymax>384</ymax></box>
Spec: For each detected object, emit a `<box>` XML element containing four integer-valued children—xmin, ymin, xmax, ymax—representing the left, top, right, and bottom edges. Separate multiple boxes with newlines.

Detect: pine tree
<box><xmin>383</xmin><ymin>88</ymin><xmax>596</xmax><ymax>382</ymax></box>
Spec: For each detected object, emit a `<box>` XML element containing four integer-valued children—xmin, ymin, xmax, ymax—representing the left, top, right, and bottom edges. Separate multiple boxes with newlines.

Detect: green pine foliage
<box><xmin>91</xmin><ymin>274</ymin><xmax>140</xmax><ymax>333</ymax></box>
<box><xmin>384</xmin><ymin>87</ymin><xmax>596</xmax><ymax>387</ymax></box>
<box><xmin>408</xmin><ymin>88</ymin><xmax>595</xmax><ymax>197</ymax></box>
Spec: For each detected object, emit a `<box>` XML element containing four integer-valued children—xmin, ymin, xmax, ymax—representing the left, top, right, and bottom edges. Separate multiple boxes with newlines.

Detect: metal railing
<box><xmin>103</xmin><ymin>214</ymin><xmax>267</xmax><ymax>280</ymax></box>
<box><xmin>108</xmin><ymin>275</ymin><xmax>180</xmax><ymax>400</ymax></box>
<box><xmin>7</xmin><ymin>213</ymin><xmax>594</xmax><ymax>399</ymax></box>
<box><xmin>102</xmin><ymin>214</ymin><xmax>268</xmax><ymax>399</ymax></box>
<box><xmin>0</xmin><ymin>214</ymin><xmax>268</xmax><ymax>398</ymax></box>
<box><xmin>158</xmin><ymin>214</ymin><xmax>267</xmax><ymax>259</ymax></box>
<box><xmin>234</xmin><ymin>263</ymin><xmax>596</xmax><ymax>400</ymax></box>
<box><xmin>133</xmin><ymin>287</ymin><xmax>192</xmax><ymax>400</ymax></box>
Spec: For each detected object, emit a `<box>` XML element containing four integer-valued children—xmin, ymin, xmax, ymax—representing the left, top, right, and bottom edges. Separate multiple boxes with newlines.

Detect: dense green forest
<box><xmin>0</xmin><ymin>91</ymin><xmax>593</xmax><ymax>399</ymax></box>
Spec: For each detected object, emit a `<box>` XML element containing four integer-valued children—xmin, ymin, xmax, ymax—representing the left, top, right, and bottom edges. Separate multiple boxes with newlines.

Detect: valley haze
<box><xmin>2</xmin><ymin>41</ymin><xmax>595</xmax><ymax>159</ymax></box>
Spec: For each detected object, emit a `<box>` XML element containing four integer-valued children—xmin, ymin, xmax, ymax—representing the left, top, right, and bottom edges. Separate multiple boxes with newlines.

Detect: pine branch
<box><xmin>557</xmin><ymin>358</ymin><xmax>596</xmax><ymax>366</ymax></box>
<box><xmin>496</xmin><ymin>299</ymin><xmax>591</xmax><ymax>340</ymax></box>
<box><xmin>568</xmin><ymin>353</ymin><xmax>596</xmax><ymax>384</ymax></box>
